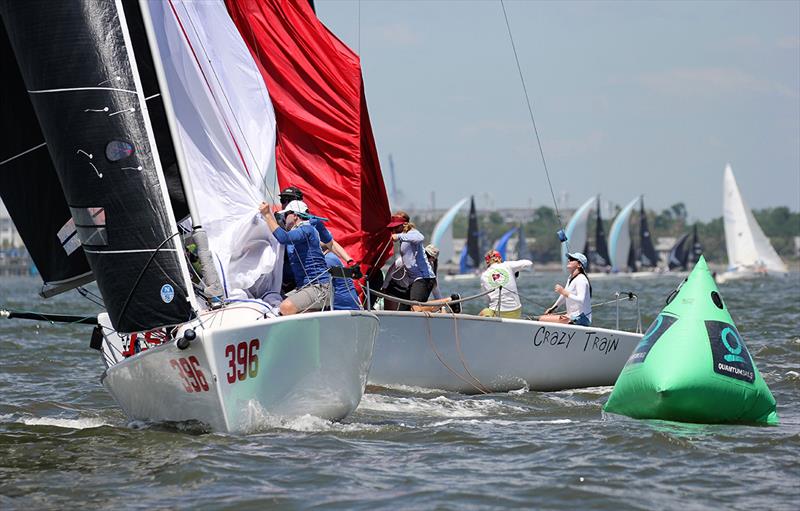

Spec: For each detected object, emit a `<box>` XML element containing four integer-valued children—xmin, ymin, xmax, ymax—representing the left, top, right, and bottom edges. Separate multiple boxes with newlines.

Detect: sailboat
<box><xmin>563</xmin><ymin>195</ymin><xmax>611</xmax><ymax>277</ymax></box>
<box><xmin>431</xmin><ymin>196</ymin><xmax>470</xmax><ymax>265</ymax></box>
<box><xmin>0</xmin><ymin>0</ymin><xmax>382</xmax><ymax>432</ymax></box>
<box><xmin>608</xmin><ymin>196</ymin><xmax>664</xmax><ymax>276</ymax></box>
<box><xmin>667</xmin><ymin>224</ymin><xmax>702</xmax><ymax>273</ymax></box>
<box><xmin>719</xmin><ymin>164</ymin><xmax>787</xmax><ymax>282</ymax></box>
<box><xmin>444</xmin><ymin>196</ymin><xmax>482</xmax><ymax>281</ymax></box>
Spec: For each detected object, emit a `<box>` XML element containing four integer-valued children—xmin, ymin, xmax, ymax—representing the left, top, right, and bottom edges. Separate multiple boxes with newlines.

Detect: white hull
<box><xmin>369</xmin><ymin>312</ymin><xmax>642</xmax><ymax>393</ymax></box>
<box><xmin>100</xmin><ymin>309</ymin><xmax>377</xmax><ymax>432</ymax></box>
<box><xmin>443</xmin><ymin>273</ymin><xmax>480</xmax><ymax>282</ymax></box>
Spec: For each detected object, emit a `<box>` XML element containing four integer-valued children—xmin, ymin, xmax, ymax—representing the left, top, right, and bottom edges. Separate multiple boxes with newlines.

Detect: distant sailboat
<box><xmin>721</xmin><ymin>164</ymin><xmax>787</xmax><ymax>280</ymax></box>
<box><xmin>431</xmin><ymin>196</ymin><xmax>469</xmax><ymax>264</ymax></box>
<box><xmin>668</xmin><ymin>224</ymin><xmax>703</xmax><ymax>272</ymax></box>
<box><xmin>561</xmin><ymin>196</ymin><xmax>595</xmax><ymax>272</ymax></box>
<box><xmin>592</xmin><ymin>196</ymin><xmax>611</xmax><ymax>271</ymax></box>
<box><xmin>459</xmin><ymin>196</ymin><xmax>481</xmax><ymax>273</ymax></box>
<box><xmin>638</xmin><ymin>198</ymin><xmax>658</xmax><ymax>269</ymax></box>
<box><xmin>608</xmin><ymin>197</ymin><xmax>640</xmax><ymax>273</ymax></box>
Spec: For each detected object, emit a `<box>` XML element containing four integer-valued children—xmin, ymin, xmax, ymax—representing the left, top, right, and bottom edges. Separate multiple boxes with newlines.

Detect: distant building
<box><xmin>0</xmin><ymin>201</ymin><xmax>24</xmax><ymax>249</ymax></box>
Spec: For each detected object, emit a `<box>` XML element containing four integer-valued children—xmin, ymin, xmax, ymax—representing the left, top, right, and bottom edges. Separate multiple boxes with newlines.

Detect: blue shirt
<box><xmin>325</xmin><ymin>253</ymin><xmax>360</xmax><ymax>310</ymax></box>
<box><xmin>397</xmin><ymin>229</ymin><xmax>434</xmax><ymax>280</ymax></box>
<box><xmin>273</xmin><ymin>221</ymin><xmax>330</xmax><ymax>287</ymax></box>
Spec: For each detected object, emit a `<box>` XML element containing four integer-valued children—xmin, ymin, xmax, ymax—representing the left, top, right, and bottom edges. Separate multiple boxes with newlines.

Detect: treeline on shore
<box><xmin>415</xmin><ymin>203</ymin><xmax>800</xmax><ymax>264</ymax></box>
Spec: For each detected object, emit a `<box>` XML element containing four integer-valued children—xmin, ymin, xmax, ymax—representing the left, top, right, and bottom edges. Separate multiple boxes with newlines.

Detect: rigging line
<box><xmin>498</xmin><ymin>0</ymin><xmax>563</xmax><ymax>230</ymax></box>
<box><xmin>424</xmin><ymin>313</ymin><xmax>489</xmax><ymax>395</ymax></box>
<box><xmin>0</xmin><ymin>142</ymin><xmax>47</xmax><ymax>166</ymax></box>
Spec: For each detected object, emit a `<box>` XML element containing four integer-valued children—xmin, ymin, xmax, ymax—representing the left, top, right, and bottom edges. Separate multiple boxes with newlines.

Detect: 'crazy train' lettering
<box><xmin>532</xmin><ymin>326</ymin><xmax>576</xmax><ymax>349</ymax></box>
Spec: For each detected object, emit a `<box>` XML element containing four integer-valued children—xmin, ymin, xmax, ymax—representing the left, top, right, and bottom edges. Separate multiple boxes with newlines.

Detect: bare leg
<box><xmin>280</xmin><ymin>298</ymin><xmax>299</xmax><ymax>316</ymax></box>
<box><xmin>538</xmin><ymin>313</ymin><xmax>570</xmax><ymax>324</ymax></box>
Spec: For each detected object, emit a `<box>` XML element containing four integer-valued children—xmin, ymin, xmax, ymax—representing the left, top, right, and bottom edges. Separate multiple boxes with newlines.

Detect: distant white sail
<box><xmin>561</xmin><ymin>195</ymin><xmax>595</xmax><ymax>271</ymax></box>
<box><xmin>722</xmin><ymin>164</ymin><xmax>787</xmax><ymax>273</ymax></box>
<box><xmin>608</xmin><ymin>197</ymin><xmax>640</xmax><ymax>273</ymax></box>
<box><xmin>431</xmin><ymin>197</ymin><xmax>469</xmax><ymax>264</ymax></box>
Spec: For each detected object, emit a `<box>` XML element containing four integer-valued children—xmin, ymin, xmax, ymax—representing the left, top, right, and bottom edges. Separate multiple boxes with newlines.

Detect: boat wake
<box><xmin>20</xmin><ymin>416</ymin><xmax>110</xmax><ymax>430</ymax></box>
<box><xmin>357</xmin><ymin>393</ymin><xmax>527</xmax><ymax>417</ymax></box>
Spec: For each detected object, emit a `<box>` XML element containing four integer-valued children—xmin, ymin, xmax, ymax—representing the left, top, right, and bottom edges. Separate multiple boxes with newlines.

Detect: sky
<box><xmin>315</xmin><ymin>0</ymin><xmax>800</xmax><ymax>222</ymax></box>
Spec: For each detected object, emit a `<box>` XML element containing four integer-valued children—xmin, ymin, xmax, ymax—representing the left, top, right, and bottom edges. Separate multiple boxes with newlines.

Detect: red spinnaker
<box><xmin>226</xmin><ymin>0</ymin><xmax>392</xmax><ymax>271</ymax></box>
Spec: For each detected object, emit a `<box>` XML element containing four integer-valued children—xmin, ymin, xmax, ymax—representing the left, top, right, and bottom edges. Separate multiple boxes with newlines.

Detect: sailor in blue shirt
<box><xmin>387</xmin><ymin>211</ymin><xmax>436</xmax><ymax>311</ymax></box>
<box><xmin>324</xmin><ymin>251</ymin><xmax>361</xmax><ymax>310</ymax></box>
<box><xmin>260</xmin><ymin>200</ymin><xmax>330</xmax><ymax>315</ymax></box>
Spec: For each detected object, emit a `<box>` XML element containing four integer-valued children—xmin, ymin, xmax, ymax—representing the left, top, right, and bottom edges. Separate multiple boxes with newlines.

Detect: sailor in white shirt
<box><xmin>541</xmin><ymin>252</ymin><xmax>592</xmax><ymax>326</ymax></box>
<box><xmin>479</xmin><ymin>250</ymin><xmax>533</xmax><ymax>319</ymax></box>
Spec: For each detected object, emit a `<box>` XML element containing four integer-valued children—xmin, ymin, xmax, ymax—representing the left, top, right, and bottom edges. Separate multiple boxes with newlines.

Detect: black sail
<box><xmin>668</xmin><ymin>232</ymin><xmax>691</xmax><ymax>270</ymax></box>
<box><xmin>0</xmin><ymin>0</ymin><xmax>194</xmax><ymax>333</ymax></box>
<box><xmin>690</xmin><ymin>224</ymin><xmax>703</xmax><ymax>265</ymax></box>
<box><xmin>0</xmin><ymin>19</ymin><xmax>93</xmax><ymax>296</ymax></box>
<box><xmin>639</xmin><ymin>200</ymin><xmax>658</xmax><ymax>268</ymax></box>
<box><xmin>594</xmin><ymin>197</ymin><xmax>610</xmax><ymax>267</ymax></box>
<box><xmin>466</xmin><ymin>196</ymin><xmax>481</xmax><ymax>269</ymax></box>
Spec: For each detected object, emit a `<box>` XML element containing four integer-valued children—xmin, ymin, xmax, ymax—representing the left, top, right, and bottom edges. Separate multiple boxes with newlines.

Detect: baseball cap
<box><xmin>387</xmin><ymin>211</ymin><xmax>410</xmax><ymax>228</ymax></box>
<box><xmin>279</xmin><ymin>186</ymin><xmax>303</xmax><ymax>203</ymax></box>
<box><xmin>484</xmin><ymin>249</ymin><xmax>502</xmax><ymax>264</ymax></box>
<box><xmin>278</xmin><ymin>200</ymin><xmax>309</xmax><ymax>215</ymax></box>
<box><xmin>567</xmin><ymin>252</ymin><xmax>588</xmax><ymax>269</ymax></box>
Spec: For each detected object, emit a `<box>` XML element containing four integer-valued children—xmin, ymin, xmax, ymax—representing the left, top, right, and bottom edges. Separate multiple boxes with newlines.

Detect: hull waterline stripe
<box><xmin>28</xmin><ymin>86</ymin><xmax>137</xmax><ymax>95</ymax></box>
<box><xmin>0</xmin><ymin>142</ymin><xmax>47</xmax><ymax>166</ymax></box>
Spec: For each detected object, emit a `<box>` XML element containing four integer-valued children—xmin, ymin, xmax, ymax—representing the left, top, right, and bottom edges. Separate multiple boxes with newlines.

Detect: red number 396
<box><xmin>225</xmin><ymin>339</ymin><xmax>260</xmax><ymax>384</ymax></box>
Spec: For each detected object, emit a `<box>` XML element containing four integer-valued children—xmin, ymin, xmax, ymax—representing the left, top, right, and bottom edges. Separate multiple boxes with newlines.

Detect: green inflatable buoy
<box><xmin>604</xmin><ymin>256</ymin><xmax>778</xmax><ymax>425</ymax></box>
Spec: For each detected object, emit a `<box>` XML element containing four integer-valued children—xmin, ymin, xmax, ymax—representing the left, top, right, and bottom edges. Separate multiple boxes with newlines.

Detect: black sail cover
<box><xmin>639</xmin><ymin>201</ymin><xmax>658</xmax><ymax>268</ymax></box>
<box><xmin>0</xmin><ymin>0</ymin><xmax>194</xmax><ymax>333</ymax></box>
<box><xmin>0</xmin><ymin>19</ymin><xmax>93</xmax><ymax>296</ymax></box>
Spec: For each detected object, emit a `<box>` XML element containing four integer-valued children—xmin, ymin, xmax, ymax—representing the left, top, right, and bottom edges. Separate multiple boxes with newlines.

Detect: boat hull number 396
<box><xmin>169</xmin><ymin>356</ymin><xmax>210</xmax><ymax>393</ymax></box>
<box><xmin>225</xmin><ymin>339</ymin><xmax>260</xmax><ymax>384</ymax></box>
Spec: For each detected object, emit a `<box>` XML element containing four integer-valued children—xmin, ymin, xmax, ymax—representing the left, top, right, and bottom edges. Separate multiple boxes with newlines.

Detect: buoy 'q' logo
<box><xmin>705</xmin><ymin>320</ymin><xmax>754</xmax><ymax>383</ymax></box>
<box><xmin>160</xmin><ymin>284</ymin><xmax>175</xmax><ymax>304</ymax></box>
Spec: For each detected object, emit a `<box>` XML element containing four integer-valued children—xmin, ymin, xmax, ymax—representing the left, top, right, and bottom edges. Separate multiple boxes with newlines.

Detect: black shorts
<box><xmin>400</xmin><ymin>278</ymin><xmax>436</xmax><ymax>312</ymax></box>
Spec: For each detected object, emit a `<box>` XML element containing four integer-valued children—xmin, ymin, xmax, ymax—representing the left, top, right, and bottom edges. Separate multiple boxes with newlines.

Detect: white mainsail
<box><xmin>561</xmin><ymin>195</ymin><xmax>595</xmax><ymax>271</ymax></box>
<box><xmin>608</xmin><ymin>197</ymin><xmax>640</xmax><ymax>273</ymax></box>
<box><xmin>722</xmin><ymin>164</ymin><xmax>787</xmax><ymax>273</ymax></box>
<box><xmin>431</xmin><ymin>197</ymin><xmax>469</xmax><ymax>264</ymax></box>
<box><xmin>145</xmin><ymin>0</ymin><xmax>282</xmax><ymax>301</ymax></box>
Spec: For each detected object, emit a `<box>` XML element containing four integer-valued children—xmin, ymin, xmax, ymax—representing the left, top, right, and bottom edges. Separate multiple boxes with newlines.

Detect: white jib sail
<box><xmin>722</xmin><ymin>164</ymin><xmax>787</xmax><ymax>273</ymax></box>
<box><xmin>608</xmin><ymin>196</ymin><xmax>640</xmax><ymax>273</ymax></box>
<box><xmin>147</xmin><ymin>0</ymin><xmax>282</xmax><ymax>301</ymax></box>
<box><xmin>561</xmin><ymin>195</ymin><xmax>595</xmax><ymax>272</ymax></box>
